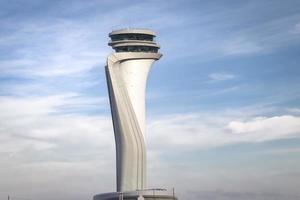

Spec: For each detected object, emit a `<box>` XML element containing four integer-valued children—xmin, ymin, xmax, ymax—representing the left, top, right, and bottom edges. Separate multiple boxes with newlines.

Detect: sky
<box><xmin>0</xmin><ymin>0</ymin><xmax>300</xmax><ymax>200</ymax></box>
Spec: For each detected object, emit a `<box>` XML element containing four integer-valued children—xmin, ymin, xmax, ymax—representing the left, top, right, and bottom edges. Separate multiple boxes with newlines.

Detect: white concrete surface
<box><xmin>106</xmin><ymin>52</ymin><xmax>161</xmax><ymax>192</ymax></box>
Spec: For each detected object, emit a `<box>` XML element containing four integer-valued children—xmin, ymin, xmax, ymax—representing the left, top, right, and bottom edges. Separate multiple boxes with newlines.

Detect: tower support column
<box><xmin>106</xmin><ymin>53</ymin><xmax>161</xmax><ymax>192</ymax></box>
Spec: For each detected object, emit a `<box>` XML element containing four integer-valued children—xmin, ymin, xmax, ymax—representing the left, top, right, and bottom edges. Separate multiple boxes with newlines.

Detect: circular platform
<box><xmin>93</xmin><ymin>190</ymin><xmax>177</xmax><ymax>200</ymax></box>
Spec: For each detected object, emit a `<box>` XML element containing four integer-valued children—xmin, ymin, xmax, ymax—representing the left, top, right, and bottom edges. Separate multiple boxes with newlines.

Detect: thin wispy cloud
<box><xmin>0</xmin><ymin>19</ymin><xmax>107</xmax><ymax>78</ymax></box>
<box><xmin>290</xmin><ymin>21</ymin><xmax>300</xmax><ymax>34</ymax></box>
<box><xmin>209</xmin><ymin>73</ymin><xmax>236</xmax><ymax>82</ymax></box>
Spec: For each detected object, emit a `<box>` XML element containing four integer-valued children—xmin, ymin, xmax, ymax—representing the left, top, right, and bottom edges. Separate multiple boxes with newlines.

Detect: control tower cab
<box><xmin>108</xmin><ymin>29</ymin><xmax>160</xmax><ymax>53</ymax></box>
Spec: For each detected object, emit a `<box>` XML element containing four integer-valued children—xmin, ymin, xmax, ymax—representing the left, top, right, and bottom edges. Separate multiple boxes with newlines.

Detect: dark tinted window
<box><xmin>111</xmin><ymin>34</ymin><xmax>154</xmax><ymax>41</ymax></box>
<box><xmin>114</xmin><ymin>46</ymin><xmax>158</xmax><ymax>53</ymax></box>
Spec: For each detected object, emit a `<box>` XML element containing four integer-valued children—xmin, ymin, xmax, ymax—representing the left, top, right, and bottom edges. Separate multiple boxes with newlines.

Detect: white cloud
<box><xmin>148</xmin><ymin>114</ymin><xmax>300</xmax><ymax>151</ymax></box>
<box><xmin>227</xmin><ymin>115</ymin><xmax>300</xmax><ymax>141</ymax></box>
<box><xmin>220</xmin><ymin>37</ymin><xmax>264</xmax><ymax>56</ymax></box>
<box><xmin>290</xmin><ymin>22</ymin><xmax>300</xmax><ymax>34</ymax></box>
<box><xmin>0</xmin><ymin>94</ymin><xmax>115</xmax><ymax>199</ymax></box>
<box><xmin>228</xmin><ymin>116</ymin><xmax>299</xmax><ymax>134</ymax></box>
<box><xmin>2</xmin><ymin>94</ymin><xmax>296</xmax><ymax>155</ymax></box>
<box><xmin>209</xmin><ymin>73</ymin><xmax>236</xmax><ymax>82</ymax></box>
<box><xmin>0</xmin><ymin>94</ymin><xmax>111</xmax><ymax>152</ymax></box>
<box><xmin>287</xmin><ymin>107</ymin><xmax>300</xmax><ymax>114</ymax></box>
<box><xmin>0</xmin><ymin>19</ymin><xmax>107</xmax><ymax>78</ymax></box>
<box><xmin>1</xmin><ymin>94</ymin><xmax>300</xmax><ymax>200</ymax></box>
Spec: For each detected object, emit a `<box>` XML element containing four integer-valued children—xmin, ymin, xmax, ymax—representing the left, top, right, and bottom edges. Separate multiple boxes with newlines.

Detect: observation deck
<box><xmin>108</xmin><ymin>29</ymin><xmax>160</xmax><ymax>53</ymax></box>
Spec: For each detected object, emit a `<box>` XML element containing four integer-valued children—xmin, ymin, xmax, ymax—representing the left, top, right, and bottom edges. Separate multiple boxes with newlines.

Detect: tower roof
<box><xmin>109</xmin><ymin>29</ymin><xmax>156</xmax><ymax>36</ymax></box>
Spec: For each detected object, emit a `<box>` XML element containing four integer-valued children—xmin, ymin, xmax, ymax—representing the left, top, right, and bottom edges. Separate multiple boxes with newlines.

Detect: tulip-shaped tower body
<box><xmin>94</xmin><ymin>29</ymin><xmax>177</xmax><ymax>200</ymax></box>
<box><xmin>106</xmin><ymin>29</ymin><xmax>161</xmax><ymax>192</ymax></box>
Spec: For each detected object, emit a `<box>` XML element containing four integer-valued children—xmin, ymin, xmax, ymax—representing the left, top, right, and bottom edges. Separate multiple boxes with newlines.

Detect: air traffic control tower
<box><xmin>93</xmin><ymin>29</ymin><xmax>177</xmax><ymax>200</ymax></box>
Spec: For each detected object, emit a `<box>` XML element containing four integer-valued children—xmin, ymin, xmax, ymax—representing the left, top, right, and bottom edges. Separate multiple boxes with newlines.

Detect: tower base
<box><xmin>93</xmin><ymin>190</ymin><xmax>177</xmax><ymax>200</ymax></box>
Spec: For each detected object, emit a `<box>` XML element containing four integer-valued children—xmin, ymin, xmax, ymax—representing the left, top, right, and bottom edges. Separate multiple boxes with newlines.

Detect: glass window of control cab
<box><xmin>110</xmin><ymin>34</ymin><xmax>154</xmax><ymax>42</ymax></box>
<box><xmin>114</xmin><ymin>46</ymin><xmax>158</xmax><ymax>53</ymax></box>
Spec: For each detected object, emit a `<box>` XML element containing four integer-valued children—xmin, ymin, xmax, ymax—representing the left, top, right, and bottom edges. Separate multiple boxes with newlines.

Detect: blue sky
<box><xmin>0</xmin><ymin>0</ymin><xmax>300</xmax><ymax>200</ymax></box>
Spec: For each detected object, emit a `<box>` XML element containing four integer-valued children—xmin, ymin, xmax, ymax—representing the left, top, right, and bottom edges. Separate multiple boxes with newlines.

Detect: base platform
<box><xmin>93</xmin><ymin>189</ymin><xmax>177</xmax><ymax>200</ymax></box>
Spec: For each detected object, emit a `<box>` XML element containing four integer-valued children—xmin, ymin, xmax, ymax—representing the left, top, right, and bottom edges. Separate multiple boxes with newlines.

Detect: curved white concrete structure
<box><xmin>106</xmin><ymin>29</ymin><xmax>162</xmax><ymax>192</ymax></box>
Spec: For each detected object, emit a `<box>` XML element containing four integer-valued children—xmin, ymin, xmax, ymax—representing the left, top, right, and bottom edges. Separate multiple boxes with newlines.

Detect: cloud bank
<box><xmin>1</xmin><ymin>95</ymin><xmax>300</xmax><ymax>199</ymax></box>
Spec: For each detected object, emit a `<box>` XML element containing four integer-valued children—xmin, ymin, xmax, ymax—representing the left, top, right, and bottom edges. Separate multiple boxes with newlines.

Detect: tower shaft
<box><xmin>106</xmin><ymin>53</ymin><xmax>161</xmax><ymax>191</ymax></box>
